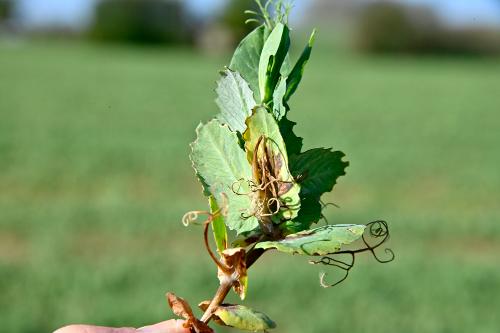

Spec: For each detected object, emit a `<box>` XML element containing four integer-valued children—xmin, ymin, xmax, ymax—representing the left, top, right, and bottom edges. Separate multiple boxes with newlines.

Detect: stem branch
<box><xmin>199</xmin><ymin>248</ymin><xmax>266</xmax><ymax>324</ymax></box>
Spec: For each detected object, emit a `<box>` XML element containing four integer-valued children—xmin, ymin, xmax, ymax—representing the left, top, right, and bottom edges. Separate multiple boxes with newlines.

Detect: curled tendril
<box><xmin>182</xmin><ymin>210</ymin><xmax>210</xmax><ymax>227</ymax></box>
<box><xmin>309</xmin><ymin>220</ymin><xmax>394</xmax><ymax>288</ymax></box>
<box><xmin>182</xmin><ymin>194</ymin><xmax>228</xmax><ymax>227</ymax></box>
<box><xmin>247</xmin><ymin>0</ymin><xmax>293</xmax><ymax>27</ymax></box>
<box><xmin>231</xmin><ymin>177</ymin><xmax>293</xmax><ymax>222</ymax></box>
<box><xmin>318</xmin><ymin>200</ymin><xmax>340</xmax><ymax>225</ymax></box>
<box><xmin>231</xmin><ymin>178</ymin><xmax>256</xmax><ymax>196</ymax></box>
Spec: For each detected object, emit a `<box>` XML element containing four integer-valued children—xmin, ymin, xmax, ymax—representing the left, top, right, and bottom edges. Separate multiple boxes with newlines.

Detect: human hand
<box><xmin>54</xmin><ymin>319</ymin><xmax>191</xmax><ymax>333</ymax></box>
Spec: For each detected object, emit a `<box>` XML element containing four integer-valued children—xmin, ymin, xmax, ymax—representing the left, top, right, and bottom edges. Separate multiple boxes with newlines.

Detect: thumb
<box><xmin>137</xmin><ymin>320</ymin><xmax>191</xmax><ymax>333</ymax></box>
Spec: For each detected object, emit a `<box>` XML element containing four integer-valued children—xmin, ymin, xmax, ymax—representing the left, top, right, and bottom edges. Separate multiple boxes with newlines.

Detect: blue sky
<box><xmin>400</xmin><ymin>0</ymin><xmax>500</xmax><ymax>26</ymax></box>
<box><xmin>15</xmin><ymin>0</ymin><xmax>500</xmax><ymax>28</ymax></box>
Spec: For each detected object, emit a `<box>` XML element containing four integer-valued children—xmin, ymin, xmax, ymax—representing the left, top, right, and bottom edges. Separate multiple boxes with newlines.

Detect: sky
<box><xmin>14</xmin><ymin>0</ymin><xmax>500</xmax><ymax>28</ymax></box>
<box><xmin>399</xmin><ymin>0</ymin><xmax>500</xmax><ymax>27</ymax></box>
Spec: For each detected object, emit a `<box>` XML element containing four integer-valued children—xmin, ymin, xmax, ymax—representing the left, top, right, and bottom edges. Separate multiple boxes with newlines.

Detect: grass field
<box><xmin>1</xmin><ymin>39</ymin><xmax>500</xmax><ymax>333</ymax></box>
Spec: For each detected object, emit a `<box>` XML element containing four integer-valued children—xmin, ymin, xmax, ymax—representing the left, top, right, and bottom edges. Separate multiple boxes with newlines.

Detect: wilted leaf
<box><xmin>285</xmin><ymin>30</ymin><xmax>316</xmax><ymax>102</ymax></box>
<box><xmin>255</xmin><ymin>224</ymin><xmax>366</xmax><ymax>256</ymax></box>
<box><xmin>167</xmin><ymin>293</ymin><xmax>213</xmax><ymax>333</ymax></box>
<box><xmin>218</xmin><ymin>248</ymin><xmax>248</xmax><ymax>300</ymax></box>
<box><xmin>243</xmin><ymin>107</ymin><xmax>301</xmax><ymax>221</ymax></box>
<box><xmin>259</xmin><ymin>23</ymin><xmax>290</xmax><ymax>103</ymax></box>
<box><xmin>191</xmin><ymin>120</ymin><xmax>258</xmax><ymax>234</ymax></box>
<box><xmin>216</xmin><ymin>69</ymin><xmax>256</xmax><ymax>133</ymax></box>
<box><xmin>243</xmin><ymin>107</ymin><xmax>283</xmax><ymax>161</ymax></box>
<box><xmin>290</xmin><ymin>148</ymin><xmax>349</xmax><ymax>199</ymax></box>
<box><xmin>230</xmin><ymin>25</ymin><xmax>269</xmax><ymax>102</ymax></box>
<box><xmin>209</xmin><ymin>196</ymin><xmax>227</xmax><ymax>253</ymax></box>
<box><xmin>212</xmin><ymin>304</ymin><xmax>276</xmax><ymax>332</ymax></box>
<box><xmin>166</xmin><ymin>292</ymin><xmax>194</xmax><ymax>320</ymax></box>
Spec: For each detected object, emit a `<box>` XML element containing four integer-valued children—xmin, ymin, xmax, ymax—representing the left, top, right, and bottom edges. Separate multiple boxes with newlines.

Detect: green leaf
<box><xmin>281</xmin><ymin>53</ymin><xmax>292</xmax><ymax>76</ymax></box>
<box><xmin>272</xmin><ymin>76</ymin><xmax>287</xmax><ymax>120</ymax></box>
<box><xmin>285</xmin><ymin>29</ymin><xmax>316</xmax><ymax>102</ymax></box>
<box><xmin>243</xmin><ymin>107</ymin><xmax>300</xmax><ymax>221</ymax></box>
<box><xmin>209</xmin><ymin>196</ymin><xmax>227</xmax><ymax>253</ymax></box>
<box><xmin>215</xmin><ymin>69</ymin><xmax>256</xmax><ymax>133</ymax></box>
<box><xmin>282</xmin><ymin>196</ymin><xmax>322</xmax><ymax>234</ymax></box>
<box><xmin>191</xmin><ymin>120</ymin><xmax>258</xmax><ymax>234</ymax></box>
<box><xmin>230</xmin><ymin>25</ymin><xmax>269</xmax><ymax>102</ymax></box>
<box><xmin>243</xmin><ymin>107</ymin><xmax>283</xmax><ymax>161</ymax></box>
<box><xmin>259</xmin><ymin>23</ymin><xmax>290</xmax><ymax>104</ymax></box>
<box><xmin>290</xmin><ymin>148</ymin><xmax>349</xmax><ymax>199</ymax></box>
<box><xmin>255</xmin><ymin>224</ymin><xmax>366</xmax><ymax>256</ymax></box>
<box><xmin>278</xmin><ymin>115</ymin><xmax>303</xmax><ymax>156</ymax></box>
<box><xmin>214</xmin><ymin>304</ymin><xmax>276</xmax><ymax>332</ymax></box>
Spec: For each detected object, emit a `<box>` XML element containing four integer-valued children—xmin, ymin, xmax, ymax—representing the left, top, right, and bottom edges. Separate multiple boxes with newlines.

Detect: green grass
<box><xmin>1</xmin><ymin>39</ymin><xmax>500</xmax><ymax>333</ymax></box>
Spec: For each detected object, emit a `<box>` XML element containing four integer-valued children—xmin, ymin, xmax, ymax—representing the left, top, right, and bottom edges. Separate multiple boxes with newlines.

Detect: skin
<box><xmin>53</xmin><ymin>319</ymin><xmax>191</xmax><ymax>333</ymax></box>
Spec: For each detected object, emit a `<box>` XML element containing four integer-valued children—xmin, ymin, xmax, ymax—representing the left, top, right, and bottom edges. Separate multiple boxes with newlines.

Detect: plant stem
<box><xmin>200</xmin><ymin>248</ymin><xmax>267</xmax><ymax>324</ymax></box>
<box><xmin>200</xmin><ymin>278</ymin><xmax>233</xmax><ymax>323</ymax></box>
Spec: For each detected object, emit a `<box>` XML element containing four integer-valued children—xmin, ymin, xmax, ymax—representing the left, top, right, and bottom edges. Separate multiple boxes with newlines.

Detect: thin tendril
<box><xmin>204</xmin><ymin>217</ymin><xmax>231</xmax><ymax>273</ymax></box>
<box><xmin>182</xmin><ymin>210</ymin><xmax>210</xmax><ymax>226</ymax></box>
<box><xmin>309</xmin><ymin>220</ymin><xmax>394</xmax><ymax>288</ymax></box>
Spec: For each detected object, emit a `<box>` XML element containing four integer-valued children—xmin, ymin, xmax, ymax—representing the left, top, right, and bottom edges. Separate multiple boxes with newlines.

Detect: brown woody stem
<box><xmin>199</xmin><ymin>248</ymin><xmax>267</xmax><ymax>325</ymax></box>
<box><xmin>200</xmin><ymin>278</ymin><xmax>233</xmax><ymax>323</ymax></box>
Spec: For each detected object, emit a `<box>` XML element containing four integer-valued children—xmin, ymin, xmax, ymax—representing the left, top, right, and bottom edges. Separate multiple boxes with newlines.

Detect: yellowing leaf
<box><xmin>243</xmin><ymin>107</ymin><xmax>300</xmax><ymax>222</ymax></box>
<box><xmin>213</xmin><ymin>304</ymin><xmax>276</xmax><ymax>332</ymax></box>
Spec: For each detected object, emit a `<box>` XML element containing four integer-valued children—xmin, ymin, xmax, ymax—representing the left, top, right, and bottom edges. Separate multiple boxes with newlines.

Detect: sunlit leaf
<box><xmin>216</xmin><ymin>69</ymin><xmax>256</xmax><ymax>133</ymax></box>
<box><xmin>281</xmin><ymin>53</ymin><xmax>292</xmax><ymax>76</ymax></box>
<box><xmin>191</xmin><ymin>120</ymin><xmax>258</xmax><ymax>234</ymax></box>
<box><xmin>230</xmin><ymin>25</ymin><xmax>269</xmax><ymax>102</ymax></box>
<box><xmin>255</xmin><ymin>224</ymin><xmax>366</xmax><ymax>256</ymax></box>
<box><xmin>209</xmin><ymin>196</ymin><xmax>227</xmax><ymax>253</ymax></box>
<box><xmin>272</xmin><ymin>76</ymin><xmax>287</xmax><ymax>120</ymax></box>
<box><xmin>214</xmin><ymin>304</ymin><xmax>276</xmax><ymax>332</ymax></box>
<box><xmin>259</xmin><ymin>23</ymin><xmax>290</xmax><ymax>103</ymax></box>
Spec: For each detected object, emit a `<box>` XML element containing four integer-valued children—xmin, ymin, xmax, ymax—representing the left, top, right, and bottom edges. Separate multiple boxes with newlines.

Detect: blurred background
<box><xmin>1</xmin><ymin>1</ymin><xmax>500</xmax><ymax>332</ymax></box>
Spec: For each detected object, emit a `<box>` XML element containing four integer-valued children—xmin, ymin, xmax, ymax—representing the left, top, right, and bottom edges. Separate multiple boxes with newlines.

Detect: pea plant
<box><xmin>168</xmin><ymin>2</ymin><xmax>394</xmax><ymax>332</ymax></box>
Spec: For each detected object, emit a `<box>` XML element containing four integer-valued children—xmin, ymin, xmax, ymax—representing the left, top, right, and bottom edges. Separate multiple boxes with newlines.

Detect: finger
<box><xmin>137</xmin><ymin>320</ymin><xmax>190</xmax><ymax>333</ymax></box>
<box><xmin>54</xmin><ymin>325</ymin><xmax>136</xmax><ymax>333</ymax></box>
